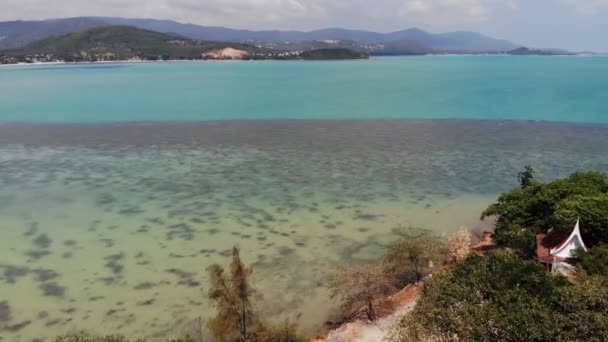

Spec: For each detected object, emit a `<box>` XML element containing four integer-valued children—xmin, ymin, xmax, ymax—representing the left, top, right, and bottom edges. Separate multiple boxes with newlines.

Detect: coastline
<box><xmin>2</xmin><ymin>118</ymin><xmax>608</xmax><ymax>130</ymax></box>
<box><xmin>2</xmin><ymin>53</ymin><xmax>606</xmax><ymax>68</ymax></box>
<box><xmin>0</xmin><ymin>58</ymin><xmax>369</xmax><ymax>67</ymax></box>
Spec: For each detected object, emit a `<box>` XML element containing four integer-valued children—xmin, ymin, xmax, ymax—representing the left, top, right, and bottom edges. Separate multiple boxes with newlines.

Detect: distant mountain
<box><xmin>0</xmin><ymin>26</ymin><xmax>367</xmax><ymax>63</ymax></box>
<box><xmin>0</xmin><ymin>17</ymin><xmax>519</xmax><ymax>53</ymax></box>
<box><xmin>97</xmin><ymin>18</ymin><xmax>517</xmax><ymax>52</ymax></box>
<box><xmin>0</xmin><ymin>17</ymin><xmax>104</xmax><ymax>50</ymax></box>
<box><xmin>382</xmin><ymin>28</ymin><xmax>517</xmax><ymax>52</ymax></box>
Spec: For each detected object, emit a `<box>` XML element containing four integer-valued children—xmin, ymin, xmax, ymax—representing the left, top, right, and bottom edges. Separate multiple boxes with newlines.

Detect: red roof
<box><xmin>536</xmin><ymin>234</ymin><xmax>550</xmax><ymax>262</ymax></box>
<box><xmin>546</xmin><ymin>230</ymin><xmax>571</xmax><ymax>250</ymax></box>
<box><xmin>536</xmin><ymin>231</ymin><xmax>569</xmax><ymax>263</ymax></box>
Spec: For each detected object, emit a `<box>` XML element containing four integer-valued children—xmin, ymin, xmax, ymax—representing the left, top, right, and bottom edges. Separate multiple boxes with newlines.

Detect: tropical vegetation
<box><xmin>388</xmin><ymin>252</ymin><xmax>608</xmax><ymax>342</ymax></box>
<box><xmin>389</xmin><ymin>168</ymin><xmax>608</xmax><ymax>341</ymax></box>
<box><xmin>482</xmin><ymin>169</ymin><xmax>608</xmax><ymax>256</ymax></box>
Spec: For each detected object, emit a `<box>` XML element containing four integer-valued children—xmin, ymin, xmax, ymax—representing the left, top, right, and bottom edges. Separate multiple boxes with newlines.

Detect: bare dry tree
<box><xmin>207</xmin><ymin>247</ymin><xmax>257</xmax><ymax>342</ymax></box>
<box><xmin>384</xmin><ymin>227</ymin><xmax>447</xmax><ymax>284</ymax></box>
<box><xmin>328</xmin><ymin>263</ymin><xmax>394</xmax><ymax>322</ymax></box>
<box><xmin>447</xmin><ymin>227</ymin><xmax>471</xmax><ymax>264</ymax></box>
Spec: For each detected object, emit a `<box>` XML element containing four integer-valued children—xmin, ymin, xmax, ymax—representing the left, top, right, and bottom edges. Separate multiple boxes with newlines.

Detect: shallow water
<box><xmin>2</xmin><ymin>120</ymin><xmax>608</xmax><ymax>341</ymax></box>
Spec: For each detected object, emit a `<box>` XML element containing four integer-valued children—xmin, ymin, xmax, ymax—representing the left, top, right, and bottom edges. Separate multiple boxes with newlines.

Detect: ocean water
<box><xmin>1</xmin><ymin>57</ymin><xmax>608</xmax><ymax>341</ymax></box>
<box><xmin>1</xmin><ymin>56</ymin><xmax>608</xmax><ymax>123</ymax></box>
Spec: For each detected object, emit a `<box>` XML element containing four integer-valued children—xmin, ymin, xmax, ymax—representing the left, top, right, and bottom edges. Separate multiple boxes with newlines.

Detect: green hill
<box><xmin>3</xmin><ymin>25</ymin><xmax>261</xmax><ymax>62</ymax></box>
<box><xmin>0</xmin><ymin>26</ymin><xmax>368</xmax><ymax>63</ymax></box>
<box><xmin>299</xmin><ymin>48</ymin><xmax>368</xmax><ymax>60</ymax></box>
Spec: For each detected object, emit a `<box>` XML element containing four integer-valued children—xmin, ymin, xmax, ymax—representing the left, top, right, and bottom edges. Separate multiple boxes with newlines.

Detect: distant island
<box><xmin>507</xmin><ymin>47</ymin><xmax>575</xmax><ymax>56</ymax></box>
<box><xmin>0</xmin><ymin>18</ymin><xmax>591</xmax><ymax>64</ymax></box>
<box><xmin>1</xmin><ymin>17</ymin><xmax>595</xmax><ymax>59</ymax></box>
<box><xmin>0</xmin><ymin>26</ymin><xmax>368</xmax><ymax>64</ymax></box>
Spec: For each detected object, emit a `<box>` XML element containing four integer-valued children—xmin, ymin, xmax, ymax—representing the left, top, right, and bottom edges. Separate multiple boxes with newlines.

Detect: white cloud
<box><xmin>0</xmin><ymin>0</ymin><xmax>328</xmax><ymax>28</ymax></box>
<box><xmin>506</xmin><ymin>0</ymin><xmax>519</xmax><ymax>11</ymax></box>
<box><xmin>397</xmin><ymin>0</ymin><xmax>518</xmax><ymax>27</ymax></box>
<box><xmin>399</xmin><ymin>0</ymin><xmax>433</xmax><ymax>15</ymax></box>
<box><xmin>561</xmin><ymin>0</ymin><xmax>608</xmax><ymax>15</ymax></box>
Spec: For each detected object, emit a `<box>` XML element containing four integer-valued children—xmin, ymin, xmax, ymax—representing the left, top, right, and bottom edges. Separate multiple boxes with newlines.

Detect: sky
<box><xmin>1</xmin><ymin>0</ymin><xmax>608</xmax><ymax>51</ymax></box>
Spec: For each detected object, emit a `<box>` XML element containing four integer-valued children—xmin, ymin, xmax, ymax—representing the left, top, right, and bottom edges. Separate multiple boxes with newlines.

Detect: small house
<box><xmin>536</xmin><ymin>219</ymin><xmax>588</xmax><ymax>274</ymax></box>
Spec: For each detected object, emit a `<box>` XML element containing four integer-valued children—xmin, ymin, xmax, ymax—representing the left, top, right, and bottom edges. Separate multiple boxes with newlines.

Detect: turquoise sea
<box><xmin>1</xmin><ymin>56</ymin><xmax>608</xmax><ymax>341</ymax></box>
<box><xmin>1</xmin><ymin>56</ymin><xmax>608</xmax><ymax>123</ymax></box>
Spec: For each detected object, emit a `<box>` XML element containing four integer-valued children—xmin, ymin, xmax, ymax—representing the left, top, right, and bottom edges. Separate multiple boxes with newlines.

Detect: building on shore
<box><xmin>536</xmin><ymin>219</ymin><xmax>588</xmax><ymax>275</ymax></box>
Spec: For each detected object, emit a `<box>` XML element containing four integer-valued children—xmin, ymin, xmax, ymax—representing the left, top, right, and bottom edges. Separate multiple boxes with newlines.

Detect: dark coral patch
<box><xmin>99</xmin><ymin>238</ymin><xmax>115</xmax><ymax>248</ymax></box>
<box><xmin>279</xmin><ymin>247</ymin><xmax>295</xmax><ymax>257</ymax></box>
<box><xmin>40</xmin><ymin>282</ymin><xmax>66</xmax><ymax>297</ymax></box>
<box><xmin>165</xmin><ymin>268</ymin><xmax>200</xmax><ymax>288</ymax></box>
<box><xmin>118</xmin><ymin>206</ymin><xmax>145</xmax><ymax>215</ymax></box>
<box><xmin>45</xmin><ymin>318</ymin><xmax>62</xmax><ymax>327</ymax></box>
<box><xmin>133</xmin><ymin>282</ymin><xmax>157</xmax><ymax>290</ymax></box>
<box><xmin>61</xmin><ymin>307</ymin><xmax>77</xmax><ymax>314</ymax></box>
<box><xmin>137</xmin><ymin>299</ymin><xmax>155</xmax><ymax>306</ymax></box>
<box><xmin>104</xmin><ymin>253</ymin><xmax>125</xmax><ymax>275</ymax></box>
<box><xmin>136</xmin><ymin>225</ymin><xmax>150</xmax><ymax>233</ymax></box>
<box><xmin>218</xmin><ymin>249</ymin><xmax>232</xmax><ymax>257</ymax></box>
<box><xmin>24</xmin><ymin>250</ymin><xmax>51</xmax><ymax>260</ymax></box>
<box><xmin>1</xmin><ymin>265</ymin><xmax>29</xmax><ymax>284</ymax></box>
<box><xmin>167</xmin><ymin>223</ymin><xmax>195</xmax><ymax>241</ymax></box>
<box><xmin>354</xmin><ymin>213</ymin><xmax>380</xmax><ymax>221</ymax></box>
<box><xmin>95</xmin><ymin>193</ymin><xmax>117</xmax><ymax>205</ymax></box>
<box><xmin>33</xmin><ymin>268</ymin><xmax>60</xmax><ymax>282</ymax></box>
<box><xmin>5</xmin><ymin>320</ymin><xmax>31</xmax><ymax>332</ymax></box>
<box><xmin>33</xmin><ymin>234</ymin><xmax>52</xmax><ymax>249</ymax></box>
<box><xmin>0</xmin><ymin>300</ymin><xmax>11</xmax><ymax>322</ymax></box>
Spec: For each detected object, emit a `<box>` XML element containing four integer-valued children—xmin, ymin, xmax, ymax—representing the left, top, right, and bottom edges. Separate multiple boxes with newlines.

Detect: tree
<box><xmin>328</xmin><ymin>263</ymin><xmax>394</xmax><ymax>322</ymax></box>
<box><xmin>389</xmin><ymin>251</ymin><xmax>608</xmax><ymax>342</ymax></box>
<box><xmin>207</xmin><ymin>247</ymin><xmax>258</xmax><ymax>342</ymax></box>
<box><xmin>206</xmin><ymin>247</ymin><xmax>304</xmax><ymax>342</ymax></box>
<box><xmin>555</xmin><ymin>193</ymin><xmax>608</xmax><ymax>247</ymax></box>
<box><xmin>482</xmin><ymin>171</ymin><xmax>608</xmax><ymax>256</ymax></box>
<box><xmin>255</xmin><ymin>320</ymin><xmax>303</xmax><ymax>342</ymax></box>
<box><xmin>518</xmin><ymin>165</ymin><xmax>535</xmax><ymax>189</ymax></box>
<box><xmin>384</xmin><ymin>227</ymin><xmax>447</xmax><ymax>283</ymax></box>
<box><xmin>573</xmin><ymin>244</ymin><xmax>608</xmax><ymax>277</ymax></box>
<box><xmin>447</xmin><ymin>227</ymin><xmax>471</xmax><ymax>264</ymax></box>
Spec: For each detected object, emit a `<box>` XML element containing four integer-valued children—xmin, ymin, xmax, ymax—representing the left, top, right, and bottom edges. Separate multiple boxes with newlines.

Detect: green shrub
<box><xmin>482</xmin><ymin>170</ymin><xmax>608</xmax><ymax>256</ymax></box>
<box><xmin>390</xmin><ymin>251</ymin><xmax>608</xmax><ymax>341</ymax></box>
<box><xmin>574</xmin><ymin>244</ymin><xmax>608</xmax><ymax>276</ymax></box>
<box><xmin>54</xmin><ymin>335</ymin><xmax>196</xmax><ymax>342</ymax></box>
<box><xmin>54</xmin><ymin>336</ymin><xmax>143</xmax><ymax>342</ymax></box>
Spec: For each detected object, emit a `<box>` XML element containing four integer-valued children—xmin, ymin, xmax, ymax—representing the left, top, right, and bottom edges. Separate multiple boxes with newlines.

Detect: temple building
<box><xmin>536</xmin><ymin>219</ymin><xmax>588</xmax><ymax>275</ymax></box>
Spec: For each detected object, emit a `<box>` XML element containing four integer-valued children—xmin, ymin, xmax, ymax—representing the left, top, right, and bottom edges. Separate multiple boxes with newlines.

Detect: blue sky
<box><xmin>1</xmin><ymin>0</ymin><xmax>607</xmax><ymax>51</ymax></box>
